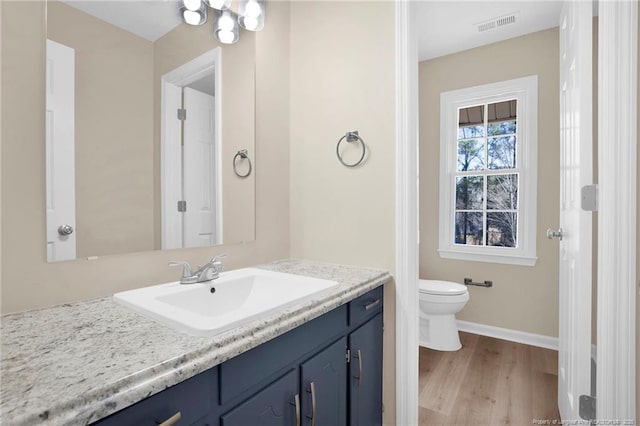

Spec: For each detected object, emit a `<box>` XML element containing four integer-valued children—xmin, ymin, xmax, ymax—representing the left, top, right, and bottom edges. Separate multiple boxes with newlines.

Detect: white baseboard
<box><xmin>457</xmin><ymin>320</ymin><xmax>559</xmax><ymax>351</ymax></box>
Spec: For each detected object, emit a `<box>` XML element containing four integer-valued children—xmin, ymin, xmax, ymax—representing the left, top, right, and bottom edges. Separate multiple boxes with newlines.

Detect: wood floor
<box><xmin>418</xmin><ymin>332</ymin><xmax>561</xmax><ymax>425</ymax></box>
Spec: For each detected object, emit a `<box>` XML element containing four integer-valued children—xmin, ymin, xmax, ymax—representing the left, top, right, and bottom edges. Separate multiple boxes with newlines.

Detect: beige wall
<box><xmin>47</xmin><ymin>1</ymin><xmax>156</xmax><ymax>257</ymax></box>
<box><xmin>0</xmin><ymin>0</ymin><xmax>289</xmax><ymax>313</ymax></box>
<box><xmin>288</xmin><ymin>2</ymin><xmax>396</xmax><ymax>423</ymax></box>
<box><xmin>419</xmin><ymin>28</ymin><xmax>560</xmax><ymax>337</ymax></box>
<box><xmin>152</xmin><ymin>23</ymin><xmax>256</xmax><ymax>248</ymax></box>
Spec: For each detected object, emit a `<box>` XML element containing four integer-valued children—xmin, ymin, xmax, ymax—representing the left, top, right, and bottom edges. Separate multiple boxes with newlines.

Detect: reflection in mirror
<box><xmin>45</xmin><ymin>0</ymin><xmax>255</xmax><ymax>262</ymax></box>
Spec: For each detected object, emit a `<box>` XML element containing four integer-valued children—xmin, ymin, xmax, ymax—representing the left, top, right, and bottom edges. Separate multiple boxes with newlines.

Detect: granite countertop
<box><xmin>0</xmin><ymin>259</ymin><xmax>391</xmax><ymax>426</ymax></box>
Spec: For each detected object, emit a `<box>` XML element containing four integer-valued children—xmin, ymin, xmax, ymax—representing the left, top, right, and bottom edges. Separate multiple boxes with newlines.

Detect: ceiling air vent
<box><xmin>477</xmin><ymin>12</ymin><xmax>520</xmax><ymax>33</ymax></box>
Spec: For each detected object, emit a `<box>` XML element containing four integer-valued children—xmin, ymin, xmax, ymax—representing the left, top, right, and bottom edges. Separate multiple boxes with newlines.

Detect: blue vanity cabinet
<box><xmin>348</xmin><ymin>313</ymin><xmax>384</xmax><ymax>426</ymax></box>
<box><xmin>220</xmin><ymin>369</ymin><xmax>299</xmax><ymax>426</ymax></box>
<box><xmin>300</xmin><ymin>337</ymin><xmax>348</xmax><ymax>426</ymax></box>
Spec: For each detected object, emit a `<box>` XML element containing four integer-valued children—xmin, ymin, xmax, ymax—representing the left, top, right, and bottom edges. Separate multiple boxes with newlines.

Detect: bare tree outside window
<box><xmin>454</xmin><ymin>100</ymin><xmax>519</xmax><ymax>248</ymax></box>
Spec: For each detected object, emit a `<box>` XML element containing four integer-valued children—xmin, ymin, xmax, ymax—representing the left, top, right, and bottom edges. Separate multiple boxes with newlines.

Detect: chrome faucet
<box><xmin>169</xmin><ymin>255</ymin><xmax>225</xmax><ymax>285</ymax></box>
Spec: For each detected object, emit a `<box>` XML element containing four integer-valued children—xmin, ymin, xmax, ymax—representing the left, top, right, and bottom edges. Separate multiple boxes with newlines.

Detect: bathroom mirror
<box><xmin>45</xmin><ymin>0</ymin><xmax>256</xmax><ymax>262</ymax></box>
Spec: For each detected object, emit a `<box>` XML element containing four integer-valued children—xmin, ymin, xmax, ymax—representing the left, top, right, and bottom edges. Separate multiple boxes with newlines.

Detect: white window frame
<box><xmin>438</xmin><ymin>75</ymin><xmax>538</xmax><ymax>266</ymax></box>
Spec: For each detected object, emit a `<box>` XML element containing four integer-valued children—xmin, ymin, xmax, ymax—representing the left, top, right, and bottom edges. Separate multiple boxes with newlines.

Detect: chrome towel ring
<box><xmin>336</xmin><ymin>131</ymin><xmax>366</xmax><ymax>168</ymax></box>
<box><xmin>233</xmin><ymin>149</ymin><xmax>252</xmax><ymax>178</ymax></box>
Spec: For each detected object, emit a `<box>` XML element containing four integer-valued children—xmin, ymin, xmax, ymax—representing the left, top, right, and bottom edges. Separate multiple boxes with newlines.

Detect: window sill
<box><xmin>437</xmin><ymin>248</ymin><xmax>538</xmax><ymax>266</ymax></box>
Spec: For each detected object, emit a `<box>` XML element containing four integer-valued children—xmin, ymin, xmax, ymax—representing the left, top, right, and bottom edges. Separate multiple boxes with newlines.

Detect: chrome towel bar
<box><xmin>464</xmin><ymin>277</ymin><xmax>493</xmax><ymax>288</ymax></box>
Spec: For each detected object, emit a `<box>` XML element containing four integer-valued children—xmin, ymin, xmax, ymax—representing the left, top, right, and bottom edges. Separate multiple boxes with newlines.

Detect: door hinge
<box><xmin>177</xmin><ymin>108</ymin><xmax>187</xmax><ymax>121</ymax></box>
<box><xmin>579</xmin><ymin>395</ymin><xmax>596</xmax><ymax>421</ymax></box>
<box><xmin>177</xmin><ymin>200</ymin><xmax>187</xmax><ymax>212</ymax></box>
<box><xmin>346</xmin><ymin>348</ymin><xmax>351</xmax><ymax>364</ymax></box>
<box><xmin>581</xmin><ymin>184</ymin><xmax>598</xmax><ymax>211</ymax></box>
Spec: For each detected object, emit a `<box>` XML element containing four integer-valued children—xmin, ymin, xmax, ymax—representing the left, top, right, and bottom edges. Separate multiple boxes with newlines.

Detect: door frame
<box><xmin>395</xmin><ymin>1</ymin><xmax>638</xmax><ymax>424</ymax></box>
<box><xmin>596</xmin><ymin>1</ymin><xmax>637</xmax><ymax>420</ymax></box>
<box><xmin>161</xmin><ymin>47</ymin><xmax>223</xmax><ymax>249</ymax></box>
<box><xmin>394</xmin><ymin>1</ymin><xmax>419</xmax><ymax>425</ymax></box>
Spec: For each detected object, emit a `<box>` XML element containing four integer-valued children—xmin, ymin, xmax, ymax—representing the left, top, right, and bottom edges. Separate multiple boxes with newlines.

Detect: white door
<box><xmin>46</xmin><ymin>39</ymin><xmax>76</xmax><ymax>262</ymax></box>
<box><xmin>557</xmin><ymin>0</ymin><xmax>593</xmax><ymax>421</ymax></box>
<box><xmin>182</xmin><ymin>87</ymin><xmax>218</xmax><ymax>247</ymax></box>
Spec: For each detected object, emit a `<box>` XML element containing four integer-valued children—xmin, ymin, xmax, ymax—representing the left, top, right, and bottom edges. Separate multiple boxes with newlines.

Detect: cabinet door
<box><xmin>300</xmin><ymin>337</ymin><xmax>347</xmax><ymax>426</ymax></box>
<box><xmin>221</xmin><ymin>369</ymin><xmax>299</xmax><ymax>426</ymax></box>
<box><xmin>349</xmin><ymin>313</ymin><xmax>383</xmax><ymax>426</ymax></box>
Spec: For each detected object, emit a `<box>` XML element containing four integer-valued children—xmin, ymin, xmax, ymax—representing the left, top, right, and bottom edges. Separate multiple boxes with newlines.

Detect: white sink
<box><xmin>113</xmin><ymin>268</ymin><xmax>339</xmax><ymax>336</ymax></box>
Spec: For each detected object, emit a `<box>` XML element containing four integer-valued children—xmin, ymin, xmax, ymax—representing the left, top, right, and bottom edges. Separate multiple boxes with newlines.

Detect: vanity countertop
<box><xmin>0</xmin><ymin>259</ymin><xmax>391</xmax><ymax>426</ymax></box>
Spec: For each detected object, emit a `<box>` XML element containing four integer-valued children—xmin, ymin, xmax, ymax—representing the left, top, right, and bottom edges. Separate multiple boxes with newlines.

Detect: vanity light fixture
<box><xmin>180</xmin><ymin>0</ymin><xmax>264</xmax><ymax>42</ymax></box>
<box><xmin>238</xmin><ymin>0</ymin><xmax>265</xmax><ymax>32</ymax></box>
<box><xmin>214</xmin><ymin>10</ymin><xmax>240</xmax><ymax>44</ymax></box>
<box><xmin>181</xmin><ymin>3</ymin><xmax>208</xmax><ymax>26</ymax></box>
<box><xmin>207</xmin><ymin>0</ymin><xmax>231</xmax><ymax>11</ymax></box>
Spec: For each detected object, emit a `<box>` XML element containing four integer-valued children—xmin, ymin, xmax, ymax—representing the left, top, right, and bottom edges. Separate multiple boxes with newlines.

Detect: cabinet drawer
<box><xmin>220</xmin><ymin>306</ymin><xmax>347</xmax><ymax>405</ymax></box>
<box><xmin>92</xmin><ymin>368</ymin><xmax>217</xmax><ymax>426</ymax></box>
<box><xmin>348</xmin><ymin>286</ymin><xmax>383</xmax><ymax>326</ymax></box>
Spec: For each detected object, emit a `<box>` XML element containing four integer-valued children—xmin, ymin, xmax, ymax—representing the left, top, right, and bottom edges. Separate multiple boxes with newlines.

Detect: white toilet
<box><xmin>418</xmin><ymin>279</ymin><xmax>469</xmax><ymax>351</ymax></box>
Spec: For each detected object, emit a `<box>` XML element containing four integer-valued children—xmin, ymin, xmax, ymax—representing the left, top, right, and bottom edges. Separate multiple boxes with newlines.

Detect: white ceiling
<box><xmin>61</xmin><ymin>1</ymin><xmax>580</xmax><ymax>60</ymax></box>
<box><xmin>61</xmin><ymin>0</ymin><xmax>183</xmax><ymax>41</ymax></box>
<box><xmin>416</xmin><ymin>1</ymin><xmax>564</xmax><ymax>61</ymax></box>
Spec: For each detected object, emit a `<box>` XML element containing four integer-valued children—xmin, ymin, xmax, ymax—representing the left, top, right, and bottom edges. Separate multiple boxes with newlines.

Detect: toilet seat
<box><xmin>419</xmin><ymin>280</ymin><xmax>467</xmax><ymax>296</ymax></box>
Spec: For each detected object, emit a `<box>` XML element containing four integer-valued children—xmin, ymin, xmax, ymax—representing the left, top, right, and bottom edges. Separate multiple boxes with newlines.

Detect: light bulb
<box><xmin>183</xmin><ymin>0</ymin><xmax>202</xmax><ymax>11</ymax></box>
<box><xmin>218</xmin><ymin>13</ymin><xmax>234</xmax><ymax>31</ymax></box>
<box><xmin>242</xmin><ymin>16</ymin><xmax>259</xmax><ymax>31</ymax></box>
<box><xmin>244</xmin><ymin>0</ymin><xmax>261</xmax><ymax>17</ymax></box>
<box><xmin>207</xmin><ymin>0</ymin><xmax>231</xmax><ymax>10</ymax></box>
<box><xmin>217</xmin><ymin>30</ymin><xmax>235</xmax><ymax>44</ymax></box>
<box><xmin>182</xmin><ymin>8</ymin><xmax>206</xmax><ymax>25</ymax></box>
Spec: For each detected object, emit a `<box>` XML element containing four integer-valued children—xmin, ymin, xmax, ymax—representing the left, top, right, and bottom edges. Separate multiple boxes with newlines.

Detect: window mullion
<box><xmin>482</xmin><ymin>102</ymin><xmax>489</xmax><ymax>246</ymax></box>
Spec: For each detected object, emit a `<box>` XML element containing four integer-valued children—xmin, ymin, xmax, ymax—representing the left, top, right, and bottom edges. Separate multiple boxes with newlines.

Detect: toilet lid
<box><xmin>419</xmin><ymin>280</ymin><xmax>468</xmax><ymax>296</ymax></box>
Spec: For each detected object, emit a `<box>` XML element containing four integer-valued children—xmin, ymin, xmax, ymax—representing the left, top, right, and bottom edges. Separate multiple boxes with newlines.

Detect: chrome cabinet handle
<box><xmin>364</xmin><ymin>299</ymin><xmax>380</xmax><ymax>310</ymax></box>
<box><xmin>306</xmin><ymin>382</ymin><xmax>316</xmax><ymax>426</ymax></box>
<box><xmin>546</xmin><ymin>228</ymin><xmax>564</xmax><ymax>240</ymax></box>
<box><xmin>353</xmin><ymin>349</ymin><xmax>363</xmax><ymax>386</ymax></box>
<box><xmin>291</xmin><ymin>393</ymin><xmax>300</xmax><ymax>426</ymax></box>
<box><xmin>57</xmin><ymin>225</ymin><xmax>74</xmax><ymax>236</ymax></box>
<box><xmin>157</xmin><ymin>411</ymin><xmax>181</xmax><ymax>426</ymax></box>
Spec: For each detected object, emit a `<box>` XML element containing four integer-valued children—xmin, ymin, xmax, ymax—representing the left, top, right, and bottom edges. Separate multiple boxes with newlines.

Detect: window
<box><xmin>438</xmin><ymin>76</ymin><xmax>538</xmax><ymax>266</ymax></box>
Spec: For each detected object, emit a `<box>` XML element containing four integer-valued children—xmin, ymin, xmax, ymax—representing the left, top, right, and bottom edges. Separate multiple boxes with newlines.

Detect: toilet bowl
<box><xmin>419</xmin><ymin>279</ymin><xmax>469</xmax><ymax>351</ymax></box>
